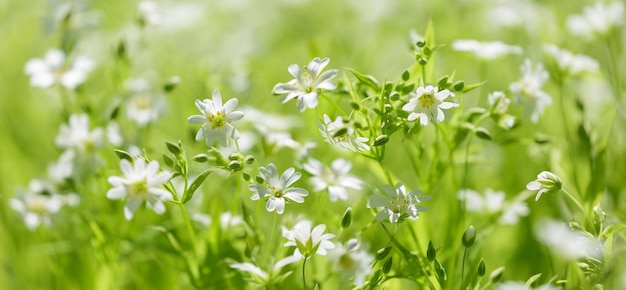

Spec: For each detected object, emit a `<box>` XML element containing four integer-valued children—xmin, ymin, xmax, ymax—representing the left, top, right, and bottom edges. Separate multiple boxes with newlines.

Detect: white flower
<box><xmin>125</xmin><ymin>78</ymin><xmax>166</xmax><ymax>127</ymax></box>
<box><xmin>303</xmin><ymin>158</ymin><xmax>362</xmax><ymax>201</ymax></box>
<box><xmin>138</xmin><ymin>1</ymin><xmax>162</xmax><ymax>26</ymax></box>
<box><xmin>273</xmin><ymin>57</ymin><xmax>338</xmax><ymax>112</ymax></box>
<box><xmin>318</xmin><ymin>114</ymin><xmax>370</xmax><ymax>152</ymax></box>
<box><xmin>496</xmin><ymin>281</ymin><xmax>561</xmax><ymax>290</ymax></box>
<box><xmin>535</xmin><ymin>219</ymin><xmax>602</xmax><ymax>260</ymax></box>
<box><xmin>55</xmin><ymin>114</ymin><xmax>105</xmax><ymax>155</ymax></box>
<box><xmin>402</xmin><ymin>85</ymin><xmax>457</xmax><ymax>126</ymax></box>
<box><xmin>188</xmin><ymin>89</ymin><xmax>244</xmax><ymax>147</ymax></box>
<box><xmin>543</xmin><ymin>44</ymin><xmax>599</xmax><ymax>77</ymax></box>
<box><xmin>329</xmin><ymin>239</ymin><xmax>374</xmax><ymax>287</ymax></box>
<box><xmin>283</xmin><ymin>220</ymin><xmax>335</xmax><ymax>259</ymax></box>
<box><xmin>509</xmin><ymin>59</ymin><xmax>552</xmax><ymax>123</ymax></box>
<box><xmin>526</xmin><ymin>171</ymin><xmax>562</xmax><ymax>201</ymax></box>
<box><xmin>24</xmin><ymin>49</ymin><xmax>95</xmax><ymax>89</ymax></box>
<box><xmin>47</xmin><ymin>150</ymin><xmax>76</xmax><ymax>184</ymax></box>
<box><xmin>451</xmin><ymin>40</ymin><xmax>523</xmax><ymax>60</ymax></box>
<box><xmin>567</xmin><ymin>1</ymin><xmax>624</xmax><ymax>40</ymax></box>
<box><xmin>106</xmin><ymin>158</ymin><xmax>173</xmax><ymax>220</ymax></box>
<box><xmin>458</xmin><ymin>188</ymin><xmax>529</xmax><ymax>225</ymax></box>
<box><xmin>249</xmin><ymin>163</ymin><xmax>308</xmax><ymax>214</ymax></box>
<box><xmin>9</xmin><ymin>180</ymin><xmax>65</xmax><ymax>230</ymax></box>
<box><xmin>106</xmin><ymin>122</ymin><xmax>124</xmax><ymax>147</ymax></box>
<box><xmin>488</xmin><ymin>91</ymin><xmax>515</xmax><ymax>129</ymax></box>
<box><xmin>367</xmin><ymin>183</ymin><xmax>430</xmax><ymax>223</ymax></box>
<box><xmin>220</xmin><ymin>212</ymin><xmax>243</xmax><ymax>230</ymax></box>
<box><xmin>229</xmin><ymin>255</ymin><xmax>300</xmax><ymax>285</ymax></box>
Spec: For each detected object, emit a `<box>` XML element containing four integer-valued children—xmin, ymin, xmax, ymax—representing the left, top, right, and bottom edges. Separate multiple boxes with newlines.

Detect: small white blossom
<box><xmin>125</xmin><ymin>78</ymin><xmax>166</xmax><ymax>127</ymax></box>
<box><xmin>229</xmin><ymin>255</ymin><xmax>300</xmax><ymax>285</ymax></box>
<box><xmin>496</xmin><ymin>281</ymin><xmax>561</xmax><ymax>290</ymax></box>
<box><xmin>402</xmin><ymin>85</ymin><xmax>457</xmax><ymax>126</ymax></box>
<box><xmin>273</xmin><ymin>57</ymin><xmax>338</xmax><ymax>112</ymax></box>
<box><xmin>55</xmin><ymin>114</ymin><xmax>105</xmax><ymax>155</ymax></box>
<box><xmin>318</xmin><ymin>114</ymin><xmax>370</xmax><ymax>152</ymax></box>
<box><xmin>249</xmin><ymin>163</ymin><xmax>308</xmax><ymax>214</ymax></box>
<box><xmin>526</xmin><ymin>171</ymin><xmax>562</xmax><ymax>201</ymax></box>
<box><xmin>303</xmin><ymin>158</ymin><xmax>362</xmax><ymax>202</ymax></box>
<box><xmin>138</xmin><ymin>1</ymin><xmax>162</xmax><ymax>26</ymax></box>
<box><xmin>458</xmin><ymin>188</ymin><xmax>529</xmax><ymax>225</ymax></box>
<box><xmin>567</xmin><ymin>1</ymin><xmax>624</xmax><ymax>40</ymax></box>
<box><xmin>367</xmin><ymin>183</ymin><xmax>430</xmax><ymax>223</ymax></box>
<box><xmin>283</xmin><ymin>220</ymin><xmax>335</xmax><ymax>259</ymax></box>
<box><xmin>220</xmin><ymin>212</ymin><xmax>243</xmax><ymax>230</ymax></box>
<box><xmin>535</xmin><ymin>219</ymin><xmax>602</xmax><ymax>260</ymax></box>
<box><xmin>106</xmin><ymin>158</ymin><xmax>173</xmax><ymax>220</ymax></box>
<box><xmin>488</xmin><ymin>91</ymin><xmax>515</xmax><ymax>129</ymax></box>
<box><xmin>509</xmin><ymin>59</ymin><xmax>552</xmax><ymax>123</ymax></box>
<box><xmin>48</xmin><ymin>150</ymin><xmax>76</xmax><ymax>184</ymax></box>
<box><xmin>9</xmin><ymin>180</ymin><xmax>65</xmax><ymax>230</ymax></box>
<box><xmin>329</xmin><ymin>239</ymin><xmax>374</xmax><ymax>287</ymax></box>
<box><xmin>543</xmin><ymin>44</ymin><xmax>599</xmax><ymax>77</ymax></box>
<box><xmin>24</xmin><ymin>49</ymin><xmax>95</xmax><ymax>89</ymax></box>
<box><xmin>188</xmin><ymin>89</ymin><xmax>244</xmax><ymax>147</ymax></box>
<box><xmin>452</xmin><ymin>40</ymin><xmax>523</xmax><ymax>60</ymax></box>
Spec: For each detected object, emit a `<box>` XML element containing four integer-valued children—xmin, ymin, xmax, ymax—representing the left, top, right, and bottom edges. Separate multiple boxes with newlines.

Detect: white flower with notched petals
<box><xmin>367</xmin><ymin>183</ymin><xmax>430</xmax><ymax>223</ymax></box>
<box><xmin>249</xmin><ymin>163</ymin><xmax>308</xmax><ymax>214</ymax></box>
<box><xmin>318</xmin><ymin>114</ymin><xmax>370</xmax><ymax>152</ymax></box>
<box><xmin>229</xmin><ymin>255</ymin><xmax>300</xmax><ymax>285</ymax></box>
<box><xmin>329</xmin><ymin>239</ymin><xmax>374</xmax><ymax>287</ymax></box>
<box><xmin>402</xmin><ymin>85</ymin><xmax>457</xmax><ymax>126</ymax></box>
<box><xmin>452</xmin><ymin>40</ymin><xmax>523</xmax><ymax>60</ymax></box>
<box><xmin>106</xmin><ymin>158</ymin><xmax>173</xmax><ymax>220</ymax></box>
<box><xmin>567</xmin><ymin>1</ymin><xmax>624</xmax><ymax>40</ymax></box>
<box><xmin>24</xmin><ymin>49</ymin><xmax>95</xmax><ymax>89</ymax></box>
<box><xmin>535</xmin><ymin>219</ymin><xmax>602</xmax><ymax>260</ymax></box>
<box><xmin>509</xmin><ymin>59</ymin><xmax>552</xmax><ymax>123</ymax></box>
<box><xmin>188</xmin><ymin>89</ymin><xmax>244</xmax><ymax>147</ymax></box>
<box><xmin>273</xmin><ymin>57</ymin><xmax>338</xmax><ymax>112</ymax></box>
<box><xmin>303</xmin><ymin>158</ymin><xmax>362</xmax><ymax>202</ymax></box>
<box><xmin>55</xmin><ymin>114</ymin><xmax>105</xmax><ymax>155</ymax></box>
<box><xmin>9</xmin><ymin>180</ymin><xmax>67</xmax><ymax>230</ymax></box>
<box><xmin>543</xmin><ymin>44</ymin><xmax>599</xmax><ymax>77</ymax></box>
<box><xmin>283</xmin><ymin>220</ymin><xmax>335</xmax><ymax>259</ymax></box>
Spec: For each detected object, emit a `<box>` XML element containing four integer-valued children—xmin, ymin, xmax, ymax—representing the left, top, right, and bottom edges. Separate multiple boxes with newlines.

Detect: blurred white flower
<box><xmin>303</xmin><ymin>158</ymin><xmax>362</xmax><ymax>202</ymax></box>
<box><xmin>329</xmin><ymin>238</ymin><xmax>373</xmax><ymax>287</ymax></box>
<box><xmin>249</xmin><ymin>163</ymin><xmax>308</xmax><ymax>214</ymax></box>
<box><xmin>230</xmin><ymin>255</ymin><xmax>300</xmax><ymax>285</ymax></box>
<box><xmin>458</xmin><ymin>188</ymin><xmax>529</xmax><ymax>225</ymax></box>
<box><xmin>283</xmin><ymin>220</ymin><xmax>335</xmax><ymax>259</ymax></box>
<box><xmin>48</xmin><ymin>150</ymin><xmax>76</xmax><ymax>184</ymax></box>
<box><xmin>55</xmin><ymin>114</ymin><xmax>105</xmax><ymax>155</ymax></box>
<box><xmin>24</xmin><ymin>49</ymin><xmax>95</xmax><ymax>89</ymax></box>
<box><xmin>9</xmin><ymin>180</ymin><xmax>65</xmax><ymax>230</ymax></box>
<box><xmin>273</xmin><ymin>57</ymin><xmax>338</xmax><ymax>112</ymax></box>
<box><xmin>124</xmin><ymin>78</ymin><xmax>166</xmax><ymax>127</ymax></box>
<box><xmin>106</xmin><ymin>158</ymin><xmax>173</xmax><ymax>220</ymax></box>
<box><xmin>452</xmin><ymin>40</ymin><xmax>523</xmax><ymax>60</ymax></box>
<box><xmin>543</xmin><ymin>44</ymin><xmax>599</xmax><ymax>77</ymax></box>
<box><xmin>526</xmin><ymin>171</ymin><xmax>562</xmax><ymax>201</ymax></box>
<box><xmin>509</xmin><ymin>59</ymin><xmax>552</xmax><ymax>123</ymax></box>
<box><xmin>535</xmin><ymin>219</ymin><xmax>602</xmax><ymax>260</ymax></box>
<box><xmin>220</xmin><ymin>212</ymin><xmax>243</xmax><ymax>230</ymax></box>
<box><xmin>318</xmin><ymin>114</ymin><xmax>370</xmax><ymax>152</ymax></box>
<box><xmin>188</xmin><ymin>89</ymin><xmax>244</xmax><ymax>147</ymax></box>
<box><xmin>402</xmin><ymin>85</ymin><xmax>457</xmax><ymax>126</ymax></box>
<box><xmin>138</xmin><ymin>1</ymin><xmax>162</xmax><ymax>26</ymax></box>
<box><xmin>567</xmin><ymin>1</ymin><xmax>624</xmax><ymax>40</ymax></box>
<box><xmin>496</xmin><ymin>280</ymin><xmax>560</xmax><ymax>290</ymax></box>
<box><xmin>106</xmin><ymin>121</ymin><xmax>124</xmax><ymax>147</ymax></box>
<box><xmin>367</xmin><ymin>183</ymin><xmax>430</xmax><ymax>223</ymax></box>
<box><xmin>488</xmin><ymin>91</ymin><xmax>516</xmax><ymax>129</ymax></box>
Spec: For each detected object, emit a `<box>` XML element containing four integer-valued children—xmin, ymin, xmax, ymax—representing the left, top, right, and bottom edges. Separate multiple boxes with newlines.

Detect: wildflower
<box><xmin>283</xmin><ymin>220</ymin><xmax>335</xmax><ymax>259</ymax></box>
<box><xmin>402</xmin><ymin>85</ymin><xmax>457</xmax><ymax>126</ymax></box>
<box><xmin>567</xmin><ymin>1</ymin><xmax>624</xmax><ymax>40</ymax></box>
<box><xmin>526</xmin><ymin>171</ymin><xmax>562</xmax><ymax>201</ymax></box>
<box><xmin>451</xmin><ymin>40</ymin><xmax>522</xmax><ymax>60</ymax></box>
<box><xmin>47</xmin><ymin>150</ymin><xmax>76</xmax><ymax>184</ymax></box>
<box><xmin>458</xmin><ymin>188</ymin><xmax>529</xmax><ymax>225</ymax></box>
<box><xmin>106</xmin><ymin>158</ymin><xmax>173</xmax><ymax>220</ymax></box>
<box><xmin>24</xmin><ymin>49</ymin><xmax>94</xmax><ymax>89</ymax></box>
<box><xmin>496</xmin><ymin>280</ymin><xmax>561</xmax><ymax>290</ymax></box>
<box><xmin>273</xmin><ymin>57</ymin><xmax>338</xmax><ymax>112</ymax></box>
<box><xmin>535</xmin><ymin>219</ymin><xmax>602</xmax><ymax>260</ymax></box>
<box><xmin>487</xmin><ymin>91</ymin><xmax>515</xmax><ymax>129</ymax></box>
<box><xmin>302</xmin><ymin>158</ymin><xmax>362</xmax><ymax>201</ymax></box>
<box><xmin>329</xmin><ymin>238</ymin><xmax>374</xmax><ymax>287</ymax></box>
<box><xmin>55</xmin><ymin>114</ymin><xmax>105</xmax><ymax>155</ymax></box>
<box><xmin>249</xmin><ymin>163</ymin><xmax>308</xmax><ymax>214</ymax></box>
<box><xmin>318</xmin><ymin>114</ymin><xmax>370</xmax><ymax>152</ymax></box>
<box><xmin>220</xmin><ymin>212</ymin><xmax>243</xmax><ymax>230</ymax></box>
<box><xmin>367</xmin><ymin>183</ymin><xmax>430</xmax><ymax>223</ymax></box>
<box><xmin>9</xmin><ymin>180</ymin><xmax>67</xmax><ymax>230</ymax></box>
<box><xmin>124</xmin><ymin>78</ymin><xmax>166</xmax><ymax>127</ymax></box>
<box><xmin>509</xmin><ymin>59</ymin><xmax>552</xmax><ymax>123</ymax></box>
<box><xmin>138</xmin><ymin>1</ymin><xmax>161</xmax><ymax>26</ymax></box>
<box><xmin>543</xmin><ymin>44</ymin><xmax>599</xmax><ymax>77</ymax></box>
<box><xmin>188</xmin><ymin>89</ymin><xmax>244</xmax><ymax>147</ymax></box>
<box><xmin>230</xmin><ymin>255</ymin><xmax>300</xmax><ymax>285</ymax></box>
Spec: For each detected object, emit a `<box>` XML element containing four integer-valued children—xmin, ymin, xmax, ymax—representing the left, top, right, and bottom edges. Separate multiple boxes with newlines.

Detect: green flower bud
<box><xmin>389</xmin><ymin>92</ymin><xmax>400</xmax><ymax>101</ymax></box>
<box><xmin>350</xmin><ymin>102</ymin><xmax>361</xmax><ymax>111</ymax></box>
<box><xmin>255</xmin><ymin>175</ymin><xmax>265</xmax><ymax>184</ymax></box>
<box><xmin>163</xmin><ymin>76</ymin><xmax>180</xmax><ymax>93</ymax></box>
<box><xmin>418</xmin><ymin>57</ymin><xmax>428</xmax><ymax>66</ymax></box>
<box><xmin>341</xmin><ymin>207</ymin><xmax>352</xmax><ymax>229</ymax></box>
<box><xmin>462</xmin><ymin>225</ymin><xmax>476</xmax><ymax>248</ymax></box>
<box><xmin>427</xmin><ymin>240</ymin><xmax>436</xmax><ymax>262</ymax></box>
<box><xmin>453</xmin><ymin>81</ymin><xmax>465</xmax><ymax>92</ymax></box>
<box><xmin>402</xmin><ymin>70</ymin><xmax>410</xmax><ymax>81</ymax></box>
<box><xmin>192</xmin><ymin>154</ymin><xmax>210</xmax><ymax>163</ymax></box>
<box><xmin>437</xmin><ymin>75</ymin><xmax>449</xmax><ymax>89</ymax></box>
<box><xmin>477</xmin><ymin>259</ymin><xmax>486</xmax><ymax>277</ymax></box>
<box><xmin>372</xmin><ymin>135</ymin><xmax>389</xmax><ymax>147</ymax></box>
<box><xmin>165</xmin><ymin>140</ymin><xmax>182</xmax><ymax>156</ymax></box>
<box><xmin>489</xmin><ymin>266</ymin><xmax>505</xmax><ymax>283</ymax></box>
<box><xmin>382</xmin><ymin>257</ymin><xmax>393</xmax><ymax>274</ymax></box>
<box><xmin>244</xmin><ymin>155</ymin><xmax>255</xmax><ymax>164</ymax></box>
<box><xmin>228</xmin><ymin>160</ymin><xmax>242</xmax><ymax>171</ymax></box>
<box><xmin>242</xmin><ymin>172</ymin><xmax>251</xmax><ymax>181</ymax></box>
<box><xmin>375</xmin><ymin>246</ymin><xmax>392</xmax><ymax>260</ymax></box>
<box><xmin>114</xmin><ymin>149</ymin><xmax>133</xmax><ymax>162</ymax></box>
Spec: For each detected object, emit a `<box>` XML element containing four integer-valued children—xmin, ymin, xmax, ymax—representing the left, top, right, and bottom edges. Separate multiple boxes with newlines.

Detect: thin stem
<box><xmin>460</xmin><ymin>247</ymin><xmax>468</xmax><ymax>290</ymax></box>
<box><xmin>263</xmin><ymin>212</ymin><xmax>279</xmax><ymax>264</ymax></box>
<box><xmin>178</xmin><ymin>202</ymin><xmax>199</xmax><ymax>257</ymax></box>
<box><xmin>561</xmin><ymin>188</ymin><xmax>586</xmax><ymax>216</ymax></box>
<box><xmin>302</xmin><ymin>257</ymin><xmax>308</xmax><ymax>290</ymax></box>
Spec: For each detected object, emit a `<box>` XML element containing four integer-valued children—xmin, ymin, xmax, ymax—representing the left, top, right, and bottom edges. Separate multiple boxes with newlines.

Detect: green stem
<box><xmin>178</xmin><ymin>202</ymin><xmax>199</xmax><ymax>257</ymax></box>
<box><xmin>263</xmin><ymin>212</ymin><xmax>279</xmax><ymax>264</ymax></box>
<box><xmin>302</xmin><ymin>257</ymin><xmax>308</xmax><ymax>290</ymax></box>
<box><xmin>460</xmin><ymin>247</ymin><xmax>468</xmax><ymax>290</ymax></box>
<box><xmin>561</xmin><ymin>188</ymin><xmax>586</xmax><ymax>216</ymax></box>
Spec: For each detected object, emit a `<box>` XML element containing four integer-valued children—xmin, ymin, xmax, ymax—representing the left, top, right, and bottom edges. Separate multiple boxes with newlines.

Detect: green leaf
<box><xmin>462</xmin><ymin>81</ymin><xmax>487</xmax><ymax>93</ymax></box>
<box><xmin>182</xmin><ymin>168</ymin><xmax>216</xmax><ymax>203</ymax></box>
<box><xmin>475</xmin><ymin>127</ymin><xmax>492</xmax><ymax>140</ymax></box>
<box><xmin>346</xmin><ymin>68</ymin><xmax>380</xmax><ymax>91</ymax></box>
<box><xmin>165</xmin><ymin>140</ymin><xmax>182</xmax><ymax>156</ymax></box>
<box><xmin>114</xmin><ymin>149</ymin><xmax>133</xmax><ymax>162</ymax></box>
<box><xmin>525</xmin><ymin>273</ymin><xmax>542</xmax><ymax>288</ymax></box>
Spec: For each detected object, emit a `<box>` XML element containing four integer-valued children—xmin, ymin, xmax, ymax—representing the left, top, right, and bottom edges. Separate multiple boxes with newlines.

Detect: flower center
<box><xmin>299</xmin><ymin>71</ymin><xmax>314</xmax><ymax>93</ymax></box>
<box><xmin>130</xmin><ymin>180</ymin><xmax>148</xmax><ymax>196</ymax></box>
<box><xmin>132</xmin><ymin>94</ymin><xmax>152</xmax><ymax>110</ymax></box>
<box><xmin>28</xmin><ymin>196</ymin><xmax>49</xmax><ymax>214</ymax></box>
<box><xmin>271</xmin><ymin>186</ymin><xmax>284</xmax><ymax>198</ymax></box>
<box><xmin>338</xmin><ymin>253</ymin><xmax>355</xmax><ymax>270</ymax></box>
<box><xmin>390</xmin><ymin>196</ymin><xmax>409</xmax><ymax>213</ymax></box>
<box><xmin>418</xmin><ymin>93</ymin><xmax>436</xmax><ymax>109</ymax></box>
<box><xmin>208</xmin><ymin>111</ymin><xmax>226</xmax><ymax>129</ymax></box>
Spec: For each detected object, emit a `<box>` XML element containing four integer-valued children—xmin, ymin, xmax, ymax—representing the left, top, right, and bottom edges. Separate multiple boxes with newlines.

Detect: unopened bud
<box><xmin>462</xmin><ymin>225</ymin><xmax>476</xmax><ymax>248</ymax></box>
<box><xmin>453</xmin><ymin>81</ymin><xmax>465</xmax><ymax>92</ymax></box>
<box><xmin>489</xmin><ymin>267</ymin><xmax>505</xmax><ymax>283</ymax></box>
<box><xmin>427</xmin><ymin>240</ymin><xmax>436</xmax><ymax>262</ymax></box>
<box><xmin>341</xmin><ymin>207</ymin><xmax>352</xmax><ymax>228</ymax></box>
<box><xmin>375</xmin><ymin>246</ymin><xmax>392</xmax><ymax>260</ymax></box>
<box><xmin>373</xmin><ymin>135</ymin><xmax>389</xmax><ymax>147</ymax></box>
<box><xmin>382</xmin><ymin>257</ymin><xmax>393</xmax><ymax>274</ymax></box>
<box><xmin>192</xmin><ymin>154</ymin><xmax>210</xmax><ymax>163</ymax></box>
<box><xmin>477</xmin><ymin>259</ymin><xmax>486</xmax><ymax>277</ymax></box>
<box><xmin>228</xmin><ymin>160</ymin><xmax>242</xmax><ymax>171</ymax></box>
<box><xmin>244</xmin><ymin>155</ymin><xmax>255</xmax><ymax>164</ymax></box>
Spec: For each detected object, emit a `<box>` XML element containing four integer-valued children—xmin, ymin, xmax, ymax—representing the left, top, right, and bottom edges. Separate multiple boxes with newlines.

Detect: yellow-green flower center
<box><xmin>28</xmin><ymin>196</ymin><xmax>49</xmax><ymax>214</ymax></box>
<box><xmin>208</xmin><ymin>111</ymin><xmax>225</xmax><ymax>129</ymax></box>
<box><xmin>132</xmin><ymin>94</ymin><xmax>152</xmax><ymax>110</ymax></box>
<box><xmin>390</xmin><ymin>196</ymin><xmax>409</xmax><ymax>213</ymax></box>
<box><xmin>271</xmin><ymin>186</ymin><xmax>284</xmax><ymax>198</ymax></box>
<box><xmin>418</xmin><ymin>93</ymin><xmax>436</xmax><ymax>109</ymax></box>
<box><xmin>131</xmin><ymin>180</ymin><xmax>148</xmax><ymax>196</ymax></box>
<box><xmin>338</xmin><ymin>253</ymin><xmax>355</xmax><ymax>270</ymax></box>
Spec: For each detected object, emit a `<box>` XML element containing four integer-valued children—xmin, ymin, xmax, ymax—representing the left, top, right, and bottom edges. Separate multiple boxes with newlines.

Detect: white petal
<box><xmin>107</xmin><ymin>187</ymin><xmax>127</xmax><ymax>199</ymax></box>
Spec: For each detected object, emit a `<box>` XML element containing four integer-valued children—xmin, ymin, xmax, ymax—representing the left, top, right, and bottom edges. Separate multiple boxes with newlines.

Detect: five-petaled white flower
<box><xmin>452</xmin><ymin>40</ymin><xmax>523</xmax><ymax>60</ymax></box>
<box><xmin>55</xmin><ymin>114</ymin><xmax>105</xmax><ymax>155</ymax></box>
<box><xmin>509</xmin><ymin>59</ymin><xmax>552</xmax><ymax>123</ymax></box>
<box><xmin>526</xmin><ymin>171</ymin><xmax>562</xmax><ymax>201</ymax></box>
<box><xmin>367</xmin><ymin>183</ymin><xmax>430</xmax><ymax>223</ymax></box>
<box><xmin>303</xmin><ymin>158</ymin><xmax>362</xmax><ymax>202</ymax></box>
<box><xmin>543</xmin><ymin>44</ymin><xmax>599</xmax><ymax>77</ymax></box>
<box><xmin>273</xmin><ymin>57</ymin><xmax>338</xmax><ymax>112</ymax></box>
<box><xmin>402</xmin><ymin>85</ymin><xmax>457</xmax><ymax>126</ymax></box>
<box><xmin>188</xmin><ymin>89</ymin><xmax>244</xmax><ymax>147</ymax></box>
<box><xmin>567</xmin><ymin>1</ymin><xmax>624</xmax><ymax>40</ymax></box>
<box><xmin>24</xmin><ymin>49</ymin><xmax>95</xmax><ymax>89</ymax></box>
<box><xmin>329</xmin><ymin>238</ymin><xmax>374</xmax><ymax>287</ymax></box>
<box><xmin>318</xmin><ymin>114</ymin><xmax>370</xmax><ymax>152</ymax></box>
<box><xmin>283</xmin><ymin>220</ymin><xmax>335</xmax><ymax>259</ymax></box>
<box><xmin>106</xmin><ymin>158</ymin><xmax>173</xmax><ymax>220</ymax></box>
<box><xmin>249</xmin><ymin>163</ymin><xmax>308</xmax><ymax>214</ymax></box>
<box><xmin>9</xmin><ymin>180</ymin><xmax>65</xmax><ymax>230</ymax></box>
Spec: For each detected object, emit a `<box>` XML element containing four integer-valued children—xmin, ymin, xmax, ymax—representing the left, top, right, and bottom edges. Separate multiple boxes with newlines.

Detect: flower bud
<box><xmin>427</xmin><ymin>240</ymin><xmax>436</xmax><ymax>262</ymax></box>
<box><xmin>164</xmin><ymin>76</ymin><xmax>180</xmax><ymax>92</ymax></box>
<box><xmin>489</xmin><ymin>266</ymin><xmax>505</xmax><ymax>283</ymax></box>
<box><xmin>228</xmin><ymin>160</ymin><xmax>242</xmax><ymax>171</ymax></box>
<box><xmin>244</xmin><ymin>155</ymin><xmax>255</xmax><ymax>164</ymax></box>
<box><xmin>382</xmin><ymin>257</ymin><xmax>393</xmax><ymax>274</ymax></box>
<box><xmin>477</xmin><ymin>259</ymin><xmax>486</xmax><ymax>277</ymax></box>
<box><xmin>255</xmin><ymin>175</ymin><xmax>265</xmax><ymax>184</ymax></box>
<box><xmin>453</xmin><ymin>81</ymin><xmax>465</xmax><ymax>92</ymax></box>
<box><xmin>165</xmin><ymin>140</ymin><xmax>182</xmax><ymax>156</ymax></box>
<box><xmin>192</xmin><ymin>154</ymin><xmax>210</xmax><ymax>163</ymax></box>
<box><xmin>402</xmin><ymin>70</ymin><xmax>410</xmax><ymax>81</ymax></box>
<box><xmin>418</xmin><ymin>57</ymin><xmax>428</xmax><ymax>66</ymax></box>
<box><xmin>462</xmin><ymin>225</ymin><xmax>476</xmax><ymax>248</ymax></box>
<box><xmin>375</xmin><ymin>246</ymin><xmax>392</xmax><ymax>260</ymax></box>
<box><xmin>341</xmin><ymin>207</ymin><xmax>352</xmax><ymax>229</ymax></box>
<box><xmin>372</xmin><ymin>135</ymin><xmax>389</xmax><ymax>147</ymax></box>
